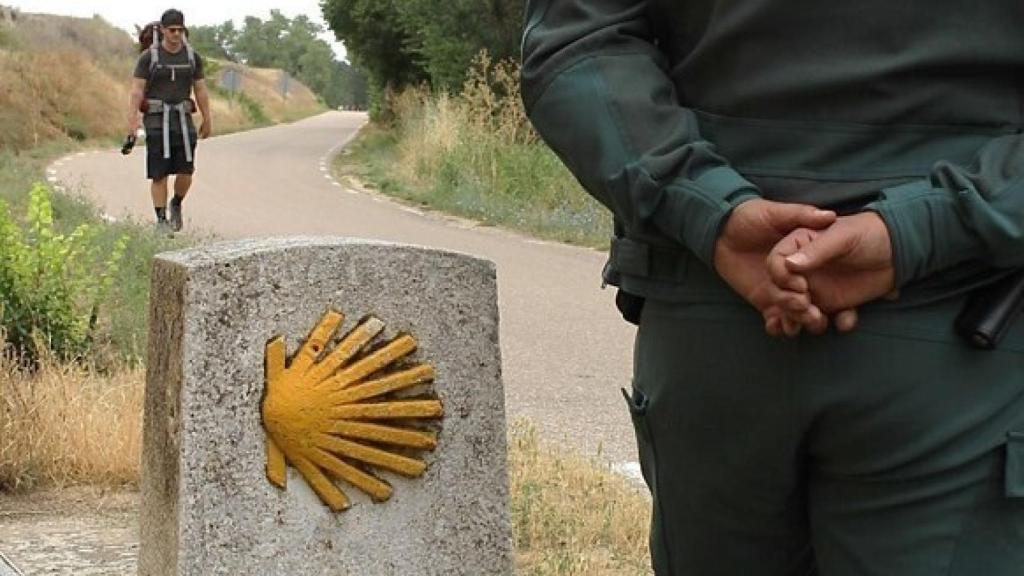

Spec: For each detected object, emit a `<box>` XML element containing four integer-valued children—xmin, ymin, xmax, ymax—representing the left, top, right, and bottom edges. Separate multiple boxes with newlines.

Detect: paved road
<box><xmin>50</xmin><ymin>111</ymin><xmax>640</xmax><ymax>469</ymax></box>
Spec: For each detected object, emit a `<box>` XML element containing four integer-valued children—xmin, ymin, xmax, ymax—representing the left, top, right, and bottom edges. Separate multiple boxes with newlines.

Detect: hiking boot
<box><xmin>155</xmin><ymin>220</ymin><xmax>174</xmax><ymax>237</ymax></box>
<box><xmin>169</xmin><ymin>201</ymin><xmax>183</xmax><ymax>231</ymax></box>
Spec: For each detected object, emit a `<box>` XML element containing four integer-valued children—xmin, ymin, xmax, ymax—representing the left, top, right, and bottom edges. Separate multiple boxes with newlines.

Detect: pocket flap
<box><xmin>1005</xmin><ymin>432</ymin><xmax>1024</xmax><ymax>498</ymax></box>
<box><xmin>620</xmin><ymin>385</ymin><xmax>649</xmax><ymax>416</ymax></box>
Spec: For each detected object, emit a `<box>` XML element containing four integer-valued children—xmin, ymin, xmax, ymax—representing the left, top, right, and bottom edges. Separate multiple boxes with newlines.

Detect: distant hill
<box><xmin>0</xmin><ymin>6</ymin><xmax>323</xmax><ymax>151</ymax></box>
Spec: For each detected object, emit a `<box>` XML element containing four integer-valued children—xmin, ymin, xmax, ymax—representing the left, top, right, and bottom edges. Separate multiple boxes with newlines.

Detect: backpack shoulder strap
<box><xmin>184</xmin><ymin>39</ymin><xmax>196</xmax><ymax>75</ymax></box>
<box><xmin>148</xmin><ymin>26</ymin><xmax>160</xmax><ymax>74</ymax></box>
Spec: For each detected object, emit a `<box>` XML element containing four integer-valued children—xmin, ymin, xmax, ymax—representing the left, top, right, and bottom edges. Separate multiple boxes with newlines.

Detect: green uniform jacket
<box><xmin>521</xmin><ymin>0</ymin><xmax>1024</xmax><ymax>304</ymax></box>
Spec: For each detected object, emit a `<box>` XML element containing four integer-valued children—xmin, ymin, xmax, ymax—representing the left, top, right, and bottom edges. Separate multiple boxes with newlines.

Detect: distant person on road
<box><xmin>127</xmin><ymin>8</ymin><xmax>212</xmax><ymax>233</ymax></box>
<box><xmin>523</xmin><ymin>2</ymin><xmax>1024</xmax><ymax>575</ymax></box>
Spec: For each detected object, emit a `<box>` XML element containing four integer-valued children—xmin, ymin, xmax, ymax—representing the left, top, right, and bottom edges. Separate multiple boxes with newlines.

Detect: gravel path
<box><xmin>0</xmin><ymin>488</ymin><xmax>137</xmax><ymax>575</ymax></box>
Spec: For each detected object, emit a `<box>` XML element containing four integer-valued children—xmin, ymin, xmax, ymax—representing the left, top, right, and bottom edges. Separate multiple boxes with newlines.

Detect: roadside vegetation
<box><xmin>0</xmin><ymin>8</ymin><xmax>649</xmax><ymax>575</ymax></box>
<box><xmin>334</xmin><ymin>55</ymin><xmax>611</xmax><ymax>248</ymax></box>
<box><xmin>323</xmin><ymin>0</ymin><xmax>612</xmax><ymax>247</ymax></box>
<box><xmin>0</xmin><ymin>9</ymin><xmax>326</xmax><ymax>362</ymax></box>
<box><xmin>189</xmin><ymin>10</ymin><xmax>368</xmax><ymax>111</ymax></box>
<box><xmin>0</xmin><ymin>357</ymin><xmax>651</xmax><ymax>574</ymax></box>
<box><xmin>511</xmin><ymin>423</ymin><xmax>652</xmax><ymax>575</ymax></box>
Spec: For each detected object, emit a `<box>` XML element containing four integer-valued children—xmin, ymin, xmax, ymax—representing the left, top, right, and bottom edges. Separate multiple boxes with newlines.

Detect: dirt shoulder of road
<box><xmin>0</xmin><ymin>486</ymin><xmax>138</xmax><ymax>575</ymax></box>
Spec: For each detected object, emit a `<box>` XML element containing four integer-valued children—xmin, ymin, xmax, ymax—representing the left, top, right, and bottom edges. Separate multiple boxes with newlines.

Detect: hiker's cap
<box><xmin>160</xmin><ymin>9</ymin><xmax>184</xmax><ymax>27</ymax></box>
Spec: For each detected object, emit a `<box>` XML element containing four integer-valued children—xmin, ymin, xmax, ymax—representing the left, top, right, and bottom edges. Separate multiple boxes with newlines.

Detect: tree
<box><xmin>188</xmin><ymin>22</ymin><xmax>237</xmax><ymax>61</ymax></box>
<box><xmin>232</xmin><ymin>12</ymin><xmax>290</xmax><ymax>68</ymax></box>
<box><xmin>321</xmin><ymin>0</ymin><xmax>427</xmax><ymax>99</ymax></box>
<box><xmin>191</xmin><ymin>11</ymin><xmax>368</xmax><ymax>110</ymax></box>
<box><xmin>323</xmin><ymin>0</ymin><xmax>525</xmax><ymax>100</ymax></box>
<box><xmin>396</xmin><ymin>0</ymin><xmax>524</xmax><ymax>90</ymax></box>
<box><xmin>332</xmin><ymin>61</ymin><xmax>369</xmax><ymax>109</ymax></box>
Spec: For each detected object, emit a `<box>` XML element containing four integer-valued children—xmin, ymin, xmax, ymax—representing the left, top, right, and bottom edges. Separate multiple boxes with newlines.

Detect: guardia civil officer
<box><xmin>127</xmin><ymin>8</ymin><xmax>212</xmax><ymax>233</ymax></box>
<box><xmin>522</xmin><ymin>1</ymin><xmax>1024</xmax><ymax>574</ymax></box>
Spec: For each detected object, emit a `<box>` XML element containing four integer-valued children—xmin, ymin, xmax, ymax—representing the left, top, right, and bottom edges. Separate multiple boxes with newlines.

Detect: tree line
<box><xmin>321</xmin><ymin>0</ymin><xmax>524</xmax><ymax>109</ymax></box>
<box><xmin>188</xmin><ymin>11</ymin><xmax>369</xmax><ymax>110</ymax></box>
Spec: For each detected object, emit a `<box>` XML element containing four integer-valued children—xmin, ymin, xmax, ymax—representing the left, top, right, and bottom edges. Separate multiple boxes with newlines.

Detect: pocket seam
<box><xmin>1004</xmin><ymin>432</ymin><xmax>1024</xmax><ymax>498</ymax></box>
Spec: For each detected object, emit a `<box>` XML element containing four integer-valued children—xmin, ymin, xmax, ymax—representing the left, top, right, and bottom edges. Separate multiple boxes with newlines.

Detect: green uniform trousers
<box><xmin>628</xmin><ymin>275</ymin><xmax>1024</xmax><ymax>575</ymax></box>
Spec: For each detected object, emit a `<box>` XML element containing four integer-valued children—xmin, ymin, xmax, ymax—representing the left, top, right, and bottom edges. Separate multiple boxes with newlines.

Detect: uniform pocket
<box><xmin>622</xmin><ymin>383</ymin><xmax>675</xmax><ymax>573</ymax></box>
<box><xmin>621</xmin><ymin>384</ymin><xmax>655</xmax><ymax>491</ymax></box>
<box><xmin>946</xmin><ymin>433</ymin><xmax>1024</xmax><ymax>574</ymax></box>
<box><xmin>1005</xmin><ymin>432</ymin><xmax>1024</xmax><ymax>498</ymax></box>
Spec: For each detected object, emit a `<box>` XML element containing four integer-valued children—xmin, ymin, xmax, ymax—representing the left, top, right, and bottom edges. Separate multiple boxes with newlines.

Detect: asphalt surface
<box><xmin>49</xmin><ymin>111</ymin><xmax>640</xmax><ymax>469</ymax></box>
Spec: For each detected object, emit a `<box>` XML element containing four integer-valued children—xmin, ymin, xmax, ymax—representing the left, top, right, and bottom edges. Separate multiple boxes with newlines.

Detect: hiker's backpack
<box><xmin>137</xmin><ymin>21</ymin><xmax>196</xmax><ymax>82</ymax></box>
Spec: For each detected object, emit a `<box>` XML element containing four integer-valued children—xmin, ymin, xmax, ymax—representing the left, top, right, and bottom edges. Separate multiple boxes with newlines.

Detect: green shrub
<box><xmin>338</xmin><ymin>54</ymin><xmax>612</xmax><ymax>249</ymax></box>
<box><xmin>0</xmin><ymin>183</ymin><xmax>127</xmax><ymax>364</ymax></box>
<box><xmin>237</xmin><ymin>92</ymin><xmax>270</xmax><ymax>125</ymax></box>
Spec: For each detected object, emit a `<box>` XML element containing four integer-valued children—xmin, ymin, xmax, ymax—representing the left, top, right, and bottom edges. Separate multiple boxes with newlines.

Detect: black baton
<box><xmin>954</xmin><ymin>270</ymin><xmax>1024</xmax><ymax>350</ymax></box>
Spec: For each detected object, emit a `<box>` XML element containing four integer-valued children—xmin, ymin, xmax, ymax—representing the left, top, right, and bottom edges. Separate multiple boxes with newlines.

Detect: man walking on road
<box><xmin>523</xmin><ymin>2</ymin><xmax>1024</xmax><ymax>574</ymax></box>
<box><xmin>128</xmin><ymin>8</ymin><xmax>212</xmax><ymax>233</ymax></box>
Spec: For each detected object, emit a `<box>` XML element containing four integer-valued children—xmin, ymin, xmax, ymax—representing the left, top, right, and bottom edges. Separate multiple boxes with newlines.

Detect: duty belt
<box><xmin>144</xmin><ymin>99</ymin><xmax>193</xmax><ymax>162</ymax></box>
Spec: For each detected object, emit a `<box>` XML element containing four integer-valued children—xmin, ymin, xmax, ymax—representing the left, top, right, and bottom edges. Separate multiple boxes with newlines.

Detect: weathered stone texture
<box><xmin>139</xmin><ymin>237</ymin><xmax>511</xmax><ymax>575</ymax></box>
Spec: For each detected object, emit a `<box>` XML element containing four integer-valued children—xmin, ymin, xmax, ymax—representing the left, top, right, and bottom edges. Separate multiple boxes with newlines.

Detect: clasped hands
<box><xmin>713</xmin><ymin>199</ymin><xmax>897</xmax><ymax>337</ymax></box>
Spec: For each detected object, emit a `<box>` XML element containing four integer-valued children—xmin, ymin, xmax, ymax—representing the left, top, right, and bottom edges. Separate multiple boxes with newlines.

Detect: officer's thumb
<box><xmin>784</xmin><ymin>227</ymin><xmax>851</xmax><ymax>272</ymax></box>
<box><xmin>765</xmin><ymin>202</ymin><xmax>835</xmax><ymax>233</ymax></box>
<box><xmin>835</xmin><ymin>309</ymin><xmax>859</xmax><ymax>332</ymax></box>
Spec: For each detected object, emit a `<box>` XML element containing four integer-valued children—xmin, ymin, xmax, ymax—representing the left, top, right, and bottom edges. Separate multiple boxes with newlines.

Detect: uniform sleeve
<box><xmin>133</xmin><ymin>51</ymin><xmax>151</xmax><ymax>79</ymax></box>
<box><xmin>520</xmin><ymin>0</ymin><xmax>760</xmax><ymax>267</ymax></box>
<box><xmin>866</xmin><ymin>134</ymin><xmax>1024</xmax><ymax>287</ymax></box>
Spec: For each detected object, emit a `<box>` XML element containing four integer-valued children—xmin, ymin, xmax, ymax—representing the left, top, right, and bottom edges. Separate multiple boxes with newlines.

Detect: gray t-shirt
<box><xmin>133</xmin><ymin>45</ymin><xmax>205</xmax><ymax>134</ymax></box>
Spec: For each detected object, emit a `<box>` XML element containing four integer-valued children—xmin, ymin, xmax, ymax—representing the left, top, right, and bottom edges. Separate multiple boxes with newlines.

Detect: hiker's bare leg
<box><xmin>173</xmin><ymin>173</ymin><xmax>192</xmax><ymax>200</ymax></box>
<box><xmin>151</xmin><ymin>177</ymin><xmax>169</xmax><ymax>208</ymax></box>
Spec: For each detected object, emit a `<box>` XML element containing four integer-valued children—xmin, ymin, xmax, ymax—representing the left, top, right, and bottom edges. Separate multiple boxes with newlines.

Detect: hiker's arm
<box><xmin>194</xmin><ymin>79</ymin><xmax>212</xmax><ymax>138</ymax></box>
<box><xmin>128</xmin><ymin>78</ymin><xmax>145</xmax><ymax>134</ymax></box>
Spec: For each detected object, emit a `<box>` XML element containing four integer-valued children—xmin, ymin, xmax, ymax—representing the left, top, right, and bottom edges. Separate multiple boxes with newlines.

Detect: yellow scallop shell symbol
<box><xmin>262</xmin><ymin>309</ymin><xmax>443</xmax><ymax>512</ymax></box>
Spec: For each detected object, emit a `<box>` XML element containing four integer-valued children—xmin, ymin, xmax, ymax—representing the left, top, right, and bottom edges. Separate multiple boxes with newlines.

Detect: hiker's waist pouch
<box><xmin>143</xmin><ymin>99</ymin><xmax>196</xmax><ymax>162</ymax></box>
<box><xmin>142</xmin><ymin>99</ymin><xmax>197</xmax><ymax>115</ymax></box>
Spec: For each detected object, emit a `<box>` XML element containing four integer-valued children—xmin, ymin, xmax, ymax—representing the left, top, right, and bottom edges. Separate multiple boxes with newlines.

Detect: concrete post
<box><xmin>139</xmin><ymin>237</ymin><xmax>512</xmax><ymax>575</ymax></box>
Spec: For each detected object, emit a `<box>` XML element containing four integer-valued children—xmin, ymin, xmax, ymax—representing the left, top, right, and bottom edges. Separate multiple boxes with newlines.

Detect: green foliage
<box><xmin>323</xmin><ymin>0</ymin><xmax>524</xmax><ymax>101</ymax></box>
<box><xmin>1</xmin><ymin>147</ymin><xmax>192</xmax><ymax>363</ymax></box>
<box><xmin>0</xmin><ymin>183</ymin><xmax>127</xmax><ymax>363</ymax></box>
<box><xmin>326</xmin><ymin>61</ymin><xmax>369</xmax><ymax>110</ymax></box>
<box><xmin>337</xmin><ymin>57</ymin><xmax>611</xmax><ymax>248</ymax></box>
<box><xmin>61</xmin><ymin>113</ymin><xmax>89</xmax><ymax>142</ymax></box>
<box><xmin>322</xmin><ymin>0</ymin><xmax>427</xmax><ymax>98</ymax></box>
<box><xmin>190</xmin><ymin>11</ymin><xmax>368</xmax><ymax>109</ymax></box>
<box><xmin>237</xmin><ymin>92</ymin><xmax>269</xmax><ymax>125</ymax></box>
<box><xmin>202</xmin><ymin>57</ymin><xmax>222</xmax><ymax>83</ymax></box>
<box><xmin>398</xmin><ymin>0</ymin><xmax>524</xmax><ymax>91</ymax></box>
<box><xmin>187</xmin><ymin>23</ymin><xmax>236</xmax><ymax>61</ymax></box>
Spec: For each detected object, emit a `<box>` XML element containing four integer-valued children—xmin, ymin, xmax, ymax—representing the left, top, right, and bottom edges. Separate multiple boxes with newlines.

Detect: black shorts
<box><xmin>146</xmin><ymin>131</ymin><xmax>198</xmax><ymax>180</ymax></box>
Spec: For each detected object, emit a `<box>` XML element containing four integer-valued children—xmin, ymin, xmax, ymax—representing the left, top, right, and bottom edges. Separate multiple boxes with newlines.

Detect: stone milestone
<box><xmin>139</xmin><ymin>237</ymin><xmax>512</xmax><ymax>575</ymax></box>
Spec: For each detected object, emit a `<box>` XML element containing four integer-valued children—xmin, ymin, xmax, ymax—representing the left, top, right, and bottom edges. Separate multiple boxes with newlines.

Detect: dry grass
<box><xmin>511</xmin><ymin>422</ymin><xmax>653</xmax><ymax>575</ymax></box>
<box><xmin>205</xmin><ymin>63</ymin><xmax>325</xmax><ymax>134</ymax></box>
<box><xmin>242</xmin><ymin>65</ymin><xmax>322</xmax><ymax>121</ymax></box>
<box><xmin>0</xmin><ymin>50</ymin><xmax>126</xmax><ymax>149</ymax></box>
<box><xmin>0</xmin><ymin>354</ymin><xmax>143</xmax><ymax>491</ymax></box>
<box><xmin>348</xmin><ymin>53</ymin><xmax>611</xmax><ymax>248</ymax></box>
<box><xmin>0</xmin><ymin>10</ymin><xmax>133</xmax><ymax>150</ymax></box>
<box><xmin>0</xmin><ymin>359</ymin><xmax>652</xmax><ymax>574</ymax></box>
<box><xmin>3</xmin><ymin>11</ymin><xmax>135</xmax><ymax>73</ymax></box>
